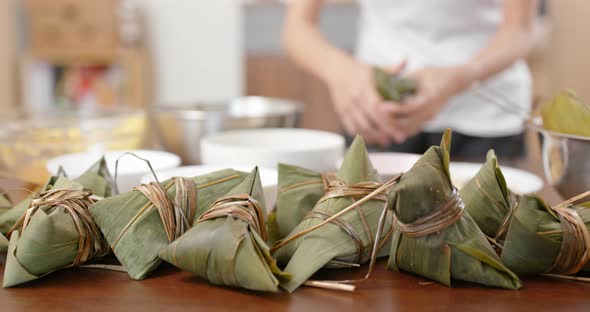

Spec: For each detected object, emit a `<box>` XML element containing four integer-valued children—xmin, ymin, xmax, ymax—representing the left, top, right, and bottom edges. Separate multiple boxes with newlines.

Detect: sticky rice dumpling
<box><xmin>461</xmin><ymin>150</ymin><xmax>517</xmax><ymax>242</ymax></box>
<box><xmin>374</xmin><ymin>67</ymin><xmax>417</xmax><ymax>102</ymax></box>
<box><xmin>0</xmin><ymin>192</ymin><xmax>11</xmax><ymax>250</ymax></box>
<box><xmin>275</xmin><ymin>163</ymin><xmax>333</xmax><ymax>240</ymax></box>
<box><xmin>0</xmin><ymin>158</ymin><xmax>112</xmax><ymax>234</ymax></box>
<box><xmin>160</xmin><ymin>168</ymin><xmax>289</xmax><ymax>292</ymax></box>
<box><xmin>273</xmin><ymin>136</ymin><xmax>394</xmax><ymax>292</ymax></box>
<box><xmin>501</xmin><ymin>193</ymin><xmax>590</xmax><ymax>276</ymax></box>
<box><xmin>90</xmin><ymin>169</ymin><xmax>248</xmax><ymax>280</ymax></box>
<box><xmin>387</xmin><ymin>129</ymin><xmax>521</xmax><ymax>289</ymax></box>
<box><xmin>3</xmin><ymin>164</ymin><xmax>112</xmax><ymax>287</ymax></box>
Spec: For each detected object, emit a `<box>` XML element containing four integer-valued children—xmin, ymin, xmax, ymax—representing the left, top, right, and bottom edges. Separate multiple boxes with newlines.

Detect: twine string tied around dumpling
<box><xmin>195</xmin><ymin>194</ymin><xmax>267</xmax><ymax>241</ymax></box>
<box><xmin>7</xmin><ymin>188</ymin><xmax>109</xmax><ymax>267</ymax></box>
<box><xmin>133</xmin><ymin>177</ymin><xmax>197</xmax><ymax>243</ymax></box>
<box><xmin>111</xmin><ymin>153</ymin><xmax>198</xmax><ymax>249</ymax></box>
<box><xmin>546</xmin><ymin>191</ymin><xmax>590</xmax><ymax>276</ymax></box>
<box><xmin>392</xmin><ymin>187</ymin><xmax>464</xmax><ymax>238</ymax></box>
<box><xmin>270</xmin><ymin>175</ymin><xmax>402</xmax><ymax>292</ymax></box>
<box><xmin>307</xmin><ymin>173</ymin><xmax>392</xmax><ymax>264</ymax></box>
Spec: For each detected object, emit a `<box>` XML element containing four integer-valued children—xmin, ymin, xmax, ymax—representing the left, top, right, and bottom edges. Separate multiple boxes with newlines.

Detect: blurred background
<box><xmin>0</xmin><ymin>0</ymin><xmax>585</xmax><ymax>186</ymax></box>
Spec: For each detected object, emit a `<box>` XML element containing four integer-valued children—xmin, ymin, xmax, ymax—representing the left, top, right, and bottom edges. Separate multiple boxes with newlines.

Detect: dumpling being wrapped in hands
<box><xmin>90</xmin><ymin>168</ymin><xmax>247</xmax><ymax>280</ymax></box>
<box><xmin>272</xmin><ymin>136</ymin><xmax>396</xmax><ymax>292</ymax></box>
<box><xmin>160</xmin><ymin>168</ymin><xmax>289</xmax><ymax>292</ymax></box>
<box><xmin>387</xmin><ymin>129</ymin><xmax>521</xmax><ymax>289</ymax></box>
<box><xmin>3</xmin><ymin>159</ymin><xmax>113</xmax><ymax>287</ymax></box>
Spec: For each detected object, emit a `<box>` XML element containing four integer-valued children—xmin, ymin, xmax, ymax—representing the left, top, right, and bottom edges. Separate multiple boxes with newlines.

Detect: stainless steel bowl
<box><xmin>152</xmin><ymin>96</ymin><xmax>303</xmax><ymax>164</ymax></box>
<box><xmin>532</xmin><ymin>119</ymin><xmax>590</xmax><ymax>199</ymax></box>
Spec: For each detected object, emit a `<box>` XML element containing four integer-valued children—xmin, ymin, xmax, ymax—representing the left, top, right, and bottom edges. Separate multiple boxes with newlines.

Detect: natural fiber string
<box><xmin>473</xmin><ymin>177</ymin><xmax>518</xmax><ymax>241</ymax></box>
<box><xmin>492</xmin><ymin>193</ymin><xmax>519</xmax><ymax>242</ymax></box>
<box><xmin>196</xmin><ymin>194</ymin><xmax>267</xmax><ymax>241</ymax></box>
<box><xmin>539</xmin><ymin>191</ymin><xmax>590</xmax><ymax>282</ymax></box>
<box><xmin>7</xmin><ymin>188</ymin><xmax>109</xmax><ymax>267</ymax></box>
<box><xmin>549</xmin><ymin>207</ymin><xmax>590</xmax><ymax>275</ymax></box>
<box><xmin>110</xmin><ymin>174</ymin><xmax>241</xmax><ymax>250</ymax></box>
<box><xmin>270</xmin><ymin>175</ymin><xmax>401</xmax><ymax>292</ymax></box>
<box><xmin>303</xmin><ymin>175</ymin><xmax>391</xmax><ymax>264</ymax></box>
<box><xmin>393</xmin><ymin>188</ymin><xmax>464</xmax><ymax>238</ymax></box>
<box><xmin>110</xmin><ymin>152</ymin><xmax>239</xmax><ymax>250</ymax></box>
<box><xmin>133</xmin><ymin>177</ymin><xmax>196</xmax><ymax>243</ymax></box>
<box><xmin>112</xmin><ymin>178</ymin><xmax>196</xmax><ymax>248</ymax></box>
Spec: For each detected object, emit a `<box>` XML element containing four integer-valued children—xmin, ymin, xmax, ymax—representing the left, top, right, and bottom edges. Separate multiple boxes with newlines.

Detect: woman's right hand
<box><xmin>324</xmin><ymin>56</ymin><xmax>406</xmax><ymax>146</ymax></box>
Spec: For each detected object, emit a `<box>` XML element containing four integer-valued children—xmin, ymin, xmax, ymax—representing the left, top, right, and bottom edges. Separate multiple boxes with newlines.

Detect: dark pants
<box><xmin>348</xmin><ymin>131</ymin><xmax>524</xmax><ymax>161</ymax></box>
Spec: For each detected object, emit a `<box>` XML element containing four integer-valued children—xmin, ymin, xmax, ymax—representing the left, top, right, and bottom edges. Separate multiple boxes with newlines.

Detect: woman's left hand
<box><xmin>384</xmin><ymin>65</ymin><xmax>474</xmax><ymax>142</ymax></box>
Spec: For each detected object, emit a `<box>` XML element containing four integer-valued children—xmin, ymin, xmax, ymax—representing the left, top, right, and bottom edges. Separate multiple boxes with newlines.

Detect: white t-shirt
<box><xmin>356</xmin><ymin>0</ymin><xmax>532</xmax><ymax>137</ymax></box>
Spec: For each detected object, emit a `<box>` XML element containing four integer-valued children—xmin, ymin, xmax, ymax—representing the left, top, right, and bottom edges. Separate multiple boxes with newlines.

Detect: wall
<box><xmin>0</xmin><ymin>0</ymin><xmax>17</xmax><ymax>119</ymax></box>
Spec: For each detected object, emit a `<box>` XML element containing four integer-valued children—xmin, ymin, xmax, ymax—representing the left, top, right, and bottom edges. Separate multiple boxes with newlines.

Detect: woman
<box><xmin>283</xmin><ymin>0</ymin><xmax>538</xmax><ymax>157</ymax></box>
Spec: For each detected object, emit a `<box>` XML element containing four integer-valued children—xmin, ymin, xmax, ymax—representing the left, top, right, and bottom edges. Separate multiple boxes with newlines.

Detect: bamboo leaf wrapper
<box><xmin>501</xmin><ymin>194</ymin><xmax>590</xmax><ymax>276</ymax></box>
<box><xmin>374</xmin><ymin>67</ymin><xmax>417</xmax><ymax>102</ymax></box>
<box><xmin>3</xmin><ymin>165</ymin><xmax>111</xmax><ymax>287</ymax></box>
<box><xmin>0</xmin><ymin>192</ymin><xmax>11</xmax><ymax>251</ymax></box>
<box><xmin>275</xmin><ymin>163</ymin><xmax>330</xmax><ymax>240</ymax></box>
<box><xmin>90</xmin><ymin>169</ymin><xmax>248</xmax><ymax>280</ymax></box>
<box><xmin>387</xmin><ymin>129</ymin><xmax>521</xmax><ymax>289</ymax></box>
<box><xmin>160</xmin><ymin>168</ymin><xmax>289</xmax><ymax>292</ymax></box>
<box><xmin>461</xmin><ymin>150</ymin><xmax>516</xmax><ymax>241</ymax></box>
<box><xmin>273</xmin><ymin>136</ymin><xmax>394</xmax><ymax>292</ymax></box>
<box><xmin>0</xmin><ymin>158</ymin><xmax>112</xmax><ymax>235</ymax></box>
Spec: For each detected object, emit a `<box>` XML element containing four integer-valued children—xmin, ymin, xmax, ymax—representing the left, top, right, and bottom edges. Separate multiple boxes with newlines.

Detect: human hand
<box><xmin>384</xmin><ymin>66</ymin><xmax>474</xmax><ymax>142</ymax></box>
<box><xmin>325</xmin><ymin>56</ymin><xmax>406</xmax><ymax>146</ymax></box>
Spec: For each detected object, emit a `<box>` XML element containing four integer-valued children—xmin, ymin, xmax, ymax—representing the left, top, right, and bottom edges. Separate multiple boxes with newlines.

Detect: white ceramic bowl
<box><xmin>449</xmin><ymin>162</ymin><xmax>543</xmax><ymax>194</ymax></box>
<box><xmin>140</xmin><ymin>165</ymin><xmax>278</xmax><ymax>212</ymax></box>
<box><xmin>352</xmin><ymin>153</ymin><xmax>543</xmax><ymax>194</ymax></box>
<box><xmin>201</xmin><ymin>129</ymin><xmax>345</xmax><ymax>172</ymax></box>
<box><xmin>338</xmin><ymin>152</ymin><xmax>422</xmax><ymax>180</ymax></box>
<box><xmin>46</xmin><ymin>149</ymin><xmax>181</xmax><ymax>193</ymax></box>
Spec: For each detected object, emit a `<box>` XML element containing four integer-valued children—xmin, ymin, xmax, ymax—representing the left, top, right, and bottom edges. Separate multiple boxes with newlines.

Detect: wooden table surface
<box><xmin>1</xmin><ymin>157</ymin><xmax>590</xmax><ymax>312</ymax></box>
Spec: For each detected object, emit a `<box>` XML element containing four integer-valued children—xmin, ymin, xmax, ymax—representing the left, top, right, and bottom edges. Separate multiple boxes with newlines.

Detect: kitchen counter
<box><xmin>1</xmin><ymin>157</ymin><xmax>589</xmax><ymax>311</ymax></box>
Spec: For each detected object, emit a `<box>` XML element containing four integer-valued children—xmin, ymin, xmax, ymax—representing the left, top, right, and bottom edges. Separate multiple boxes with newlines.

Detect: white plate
<box><xmin>140</xmin><ymin>165</ymin><xmax>278</xmax><ymax>212</ymax></box>
<box><xmin>46</xmin><ymin>149</ymin><xmax>181</xmax><ymax>193</ymax></box>
<box><xmin>201</xmin><ymin>128</ymin><xmax>345</xmax><ymax>172</ymax></box>
<box><xmin>449</xmin><ymin>162</ymin><xmax>543</xmax><ymax>194</ymax></box>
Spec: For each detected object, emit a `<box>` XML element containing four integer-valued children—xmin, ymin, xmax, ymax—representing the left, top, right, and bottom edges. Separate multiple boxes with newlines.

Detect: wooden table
<box><xmin>1</xmin><ymin>158</ymin><xmax>590</xmax><ymax>312</ymax></box>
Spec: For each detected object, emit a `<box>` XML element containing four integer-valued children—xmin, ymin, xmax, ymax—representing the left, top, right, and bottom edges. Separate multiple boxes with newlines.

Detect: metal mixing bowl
<box><xmin>532</xmin><ymin>118</ymin><xmax>590</xmax><ymax>199</ymax></box>
<box><xmin>152</xmin><ymin>96</ymin><xmax>303</xmax><ymax>164</ymax></box>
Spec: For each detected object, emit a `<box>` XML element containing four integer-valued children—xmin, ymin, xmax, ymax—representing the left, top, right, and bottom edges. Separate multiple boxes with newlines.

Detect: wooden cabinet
<box><xmin>24</xmin><ymin>0</ymin><xmax>118</xmax><ymax>63</ymax></box>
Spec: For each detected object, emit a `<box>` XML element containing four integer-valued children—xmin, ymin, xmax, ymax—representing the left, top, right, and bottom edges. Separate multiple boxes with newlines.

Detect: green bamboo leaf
<box><xmin>541</xmin><ymin>89</ymin><xmax>590</xmax><ymax>137</ymax></box>
<box><xmin>0</xmin><ymin>233</ymin><xmax>7</xmax><ymax>250</ymax></box>
<box><xmin>374</xmin><ymin>67</ymin><xmax>417</xmax><ymax>102</ymax></box>
<box><xmin>159</xmin><ymin>168</ymin><xmax>289</xmax><ymax>292</ymax></box>
<box><xmin>0</xmin><ymin>157</ymin><xmax>112</xmax><ymax>235</ymax></box>
<box><xmin>90</xmin><ymin>169</ymin><xmax>248</xmax><ymax>280</ymax></box>
<box><xmin>461</xmin><ymin>150</ymin><xmax>514</xmax><ymax>238</ymax></box>
<box><xmin>501</xmin><ymin>194</ymin><xmax>590</xmax><ymax>275</ymax></box>
<box><xmin>387</xmin><ymin>129</ymin><xmax>522</xmax><ymax>289</ymax></box>
<box><xmin>275</xmin><ymin>163</ymin><xmax>325</xmax><ymax>239</ymax></box>
<box><xmin>275</xmin><ymin>136</ymin><xmax>393</xmax><ymax>292</ymax></box>
<box><xmin>3</xmin><ymin>171</ymin><xmax>109</xmax><ymax>287</ymax></box>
